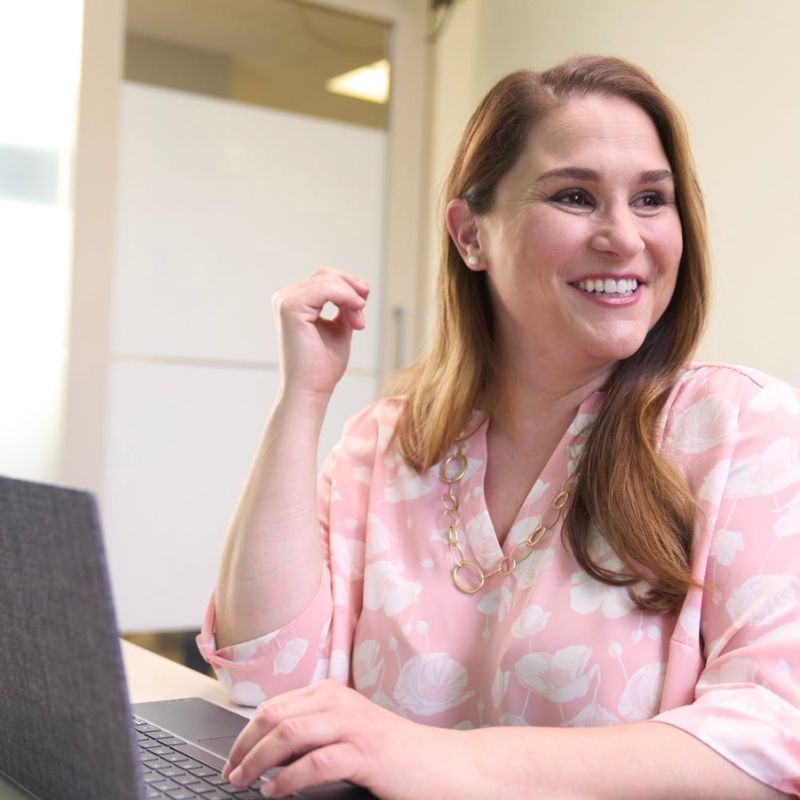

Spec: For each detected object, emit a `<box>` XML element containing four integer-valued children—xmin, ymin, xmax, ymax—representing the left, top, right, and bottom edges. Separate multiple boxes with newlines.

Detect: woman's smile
<box><xmin>571</xmin><ymin>276</ymin><xmax>641</xmax><ymax>304</ymax></box>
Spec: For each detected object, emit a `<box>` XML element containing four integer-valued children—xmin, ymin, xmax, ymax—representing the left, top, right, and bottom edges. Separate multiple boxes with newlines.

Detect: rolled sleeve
<box><xmin>654</xmin><ymin>373</ymin><xmax>800</xmax><ymax>797</ymax></box>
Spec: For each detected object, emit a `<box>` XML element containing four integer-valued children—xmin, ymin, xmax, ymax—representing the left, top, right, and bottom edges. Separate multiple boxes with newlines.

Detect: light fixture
<box><xmin>325</xmin><ymin>59</ymin><xmax>390</xmax><ymax>105</ymax></box>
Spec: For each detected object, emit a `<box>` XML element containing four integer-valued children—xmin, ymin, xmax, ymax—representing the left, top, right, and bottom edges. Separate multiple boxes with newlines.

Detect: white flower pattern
<box><xmin>393</xmin><ymin>653</ymin><xmax>474</xmax><ymax>716</ymax></box>
<box><xmin>515</xmin><ymin>645</ymin><xmax>598</xmax><ymax>703</ymax></box>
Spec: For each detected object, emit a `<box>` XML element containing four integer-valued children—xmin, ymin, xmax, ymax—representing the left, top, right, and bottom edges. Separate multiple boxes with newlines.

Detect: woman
<box><xmin>199</xmin><ymin>56</ymin><xmax>800</xmax><ymax>798</ymax></box>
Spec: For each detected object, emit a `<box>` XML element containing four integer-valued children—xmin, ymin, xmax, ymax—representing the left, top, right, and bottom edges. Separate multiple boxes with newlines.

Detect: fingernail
<box><xmin>262</xmin><ymin>779</ymin><xmax>277</xmax><ymax>797</ymax></box>
<box><xmin>229</xmin><ymin>766</ymin><xmax>243</xmax><ymax>785</ymax></box>
<box><xmin>222</xmin><ymin>761</ymin><xmax>230</xmax><ymax>778</ymax></box>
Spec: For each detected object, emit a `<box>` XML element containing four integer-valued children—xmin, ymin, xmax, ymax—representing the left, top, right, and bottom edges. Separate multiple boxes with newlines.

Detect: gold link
<box><xmin>442</xmin><ymin>491</ymin><xmax>459</xmax><ymax>512</ymax></box>
<box><xmin>526</xmin><ymin>523</ymin><xmax>547</xmax><ymax>546</ymax></box>
<box><xmin>447</xmin><ymin>525</ymin><xmax>460</xmax><ymax>547</ymax></box>
<box><xmin>498</xmin><ymin>555</ymin><xmax>517</xmax><ymax>575</ymax></box>
<box><xmin>451</xmin><ymin>561</ymin><xmax>485</xmax><ymax>593</ymax></box>
<box><xmin>443</xmin><ymin>510</ymin><xmax>459</xmax><ymax>528</ymax></box>
<box><xmin>515</xmin><ymin>546</ymin><xmax>536</xmax><ymax>565</ymax></box>
<box><xmin>552</xmin><ymin>489</ymin><xmax>569</xmax><ymax>509</ymax></box>
<box><xmin>440</xmin><ymin>452</ymin><xmax>468</xmax><ymax>484</ymax></box>
<box><xmin>511</xmin><ymin>541</ymin><xmax>532</xmax><ymax>564</ymax></box>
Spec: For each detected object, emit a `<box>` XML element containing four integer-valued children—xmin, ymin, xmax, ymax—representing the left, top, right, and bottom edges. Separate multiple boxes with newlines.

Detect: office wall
<box><xmin>106</xmin><ymin>84</ymin><xmax>386</xmax><ymax>631</ymax></box>
<box><xmin>427</xmin><ymin>0</ymin><xmax>800</xmax><ymax>385</ymax></box>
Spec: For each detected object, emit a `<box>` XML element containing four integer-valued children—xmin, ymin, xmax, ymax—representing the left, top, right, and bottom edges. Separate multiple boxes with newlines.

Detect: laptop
<box><xmin>0</xmin><ymin>475</ymin><xmax>374</xmax><ymax>799</ymax></box>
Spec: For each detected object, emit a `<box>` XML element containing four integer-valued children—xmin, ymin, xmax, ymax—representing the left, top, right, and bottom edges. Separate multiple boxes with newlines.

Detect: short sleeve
<box><xmin>196</xmin><ymin>400</ymin><xmax>394</xmax><ymax>706</ymax></box>
<box><xmin>653</xmin><ymin>372</ymin><xmax>800</xmax><ymax>797</ymax></box>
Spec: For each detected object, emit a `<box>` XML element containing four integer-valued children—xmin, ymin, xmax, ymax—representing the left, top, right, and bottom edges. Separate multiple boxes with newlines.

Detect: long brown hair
<box><xmin>390</xmin><ymin>55</ymin><xmax>710</xmax><ymax>614</ymax></box>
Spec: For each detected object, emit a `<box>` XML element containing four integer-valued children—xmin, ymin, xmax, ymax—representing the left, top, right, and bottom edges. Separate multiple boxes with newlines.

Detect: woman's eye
<box><xmin>552</xmin><ymin>189</ymin><xmax>593</xmax><ymax>207</ymax></box>
<box><xmin>633</xmin><ymin>192</ymin><xmax>667</xmax><ymax>208</ymax></box>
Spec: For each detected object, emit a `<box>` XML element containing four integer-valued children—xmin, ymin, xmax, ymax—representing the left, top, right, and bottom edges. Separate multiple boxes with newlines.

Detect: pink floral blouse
<box><xmin>198</xmin><ymin>363</ymin><xmax>800</xmax><ymax>796</ymax></box>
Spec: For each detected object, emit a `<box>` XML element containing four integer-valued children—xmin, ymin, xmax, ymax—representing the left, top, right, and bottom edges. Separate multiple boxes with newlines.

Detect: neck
<box><xmin>484</xmin><ymin>355</ymin><xmax>613</xmax><ymax>444</ymax></box>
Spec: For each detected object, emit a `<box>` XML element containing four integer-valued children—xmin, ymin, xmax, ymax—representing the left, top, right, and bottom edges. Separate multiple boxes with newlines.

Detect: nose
<box><xmin>589</xmin><ymin>205</ymin><xmax>645</xmax><ymax>260</ymax></box>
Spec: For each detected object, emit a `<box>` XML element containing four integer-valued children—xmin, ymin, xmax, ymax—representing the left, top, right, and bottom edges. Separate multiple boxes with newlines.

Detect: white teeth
<box><xmin>576</xmin><ymin>278</ymin><xmax>639</xmax><ymax>296</ymax></box>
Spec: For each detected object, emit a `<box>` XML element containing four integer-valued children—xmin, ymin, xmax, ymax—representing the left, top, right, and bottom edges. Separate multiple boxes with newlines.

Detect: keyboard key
<box><xmin>161</xmin><ymin>736</ymin><xmax>187</xmax><ymax>746</ymax></box>
<box><xmin>212</xmin><ymin>781</ymin><xmax>242</xmax><ymax>794</ymax></box>
<box><xmin>141</xmin><ymin>740</ymin><xmax>165</xmax><ymax>750</ymax></box>
<box><xmin>145</xmin><ymin>787</ymin><xmax>162</xmax><ymax>799</ymax></box>
<box><xmin>152</xmin><ymin>778</ymin><xmax>180</xmax><ymax>792</ymax></box>
<box><xmin>175</xmin><ymin>775</ymin><xmax>204</xmax><ymax>787</ymax></box>
<box><xmin>175</xmin><ymin>758</ymin><xmax>202</xmax><ymax>770</ymax></box>
<box><xmin>150</xmin><ymin>730</ymin><xmax>176</xmax><ymax>740</ymax></box>
<box><xmin>231</xmin><ymin>791</ymin><xmax>262</xmax><ymax>799</ymax></box>
<box><xmin>186</xmin><ymin>766</ymin><xmax>215</xmax><ymax>777</ymax></box>
<box><xmin>164</xmin><ymin>752</ymin><xmax>192</xmax><ymax>763</ymax></box>
<box><xmin>158</xmin><ymin>766</ymin><xmax>189</xmax><ymax>779</ymax></box>
<box><xmin>166</xmin><ymin>790</ymin><xmax>201</xmax><ymax>799</ymax></box>
<box><xmin>198</xmin><ymin>791</ymin><xmax>233</xmax><ymax>800</ymax></box>
<box><xmin>137</xmin><ymin>723</ymin><xmax>160</xmax><ymax>734</ymax></box>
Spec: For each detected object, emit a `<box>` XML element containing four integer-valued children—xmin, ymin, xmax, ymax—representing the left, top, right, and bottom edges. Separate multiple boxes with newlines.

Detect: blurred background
<box><xmin>1</xmin><ymin>0</ymin><xmax>799</xmax><ymax>672</ymax></box>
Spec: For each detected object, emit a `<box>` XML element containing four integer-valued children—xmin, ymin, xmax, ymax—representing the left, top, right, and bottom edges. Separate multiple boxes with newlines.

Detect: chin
<box><xmin>586</xmin><ymin>335</ymin><xmax>648</xmax><ymax>367</ymax></box>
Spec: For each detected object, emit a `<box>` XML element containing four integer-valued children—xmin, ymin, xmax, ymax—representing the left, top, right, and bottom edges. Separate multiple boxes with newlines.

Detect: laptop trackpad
<box><xmin>195</xmin><ymin>735</ymin><xmax>239</xmax><ymax>758</ymax></box>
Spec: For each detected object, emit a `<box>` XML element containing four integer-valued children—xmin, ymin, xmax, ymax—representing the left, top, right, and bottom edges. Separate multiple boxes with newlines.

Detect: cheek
<box><xmin>652</xmin><ymin>218</ymin><xmax>683</xmax><ymax>276</ymax></box>
<box><xmin>518</xmin><ymin>215</ymin><xmax>586</xmax><ymax>274</ymax></box>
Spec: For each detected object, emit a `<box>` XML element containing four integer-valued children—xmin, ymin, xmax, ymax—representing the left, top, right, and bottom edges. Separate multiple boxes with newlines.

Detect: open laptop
<box><xmin>0</xmin><ymin>475</ymin><xmax>374</xmax><ymax>799</ymax></box>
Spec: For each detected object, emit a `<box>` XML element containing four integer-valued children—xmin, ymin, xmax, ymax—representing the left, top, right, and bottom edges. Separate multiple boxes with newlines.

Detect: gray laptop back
<box><xmin>0</xmin><ymin>475</ymin><xmax>142</xmax><ymax>800</ymax></box>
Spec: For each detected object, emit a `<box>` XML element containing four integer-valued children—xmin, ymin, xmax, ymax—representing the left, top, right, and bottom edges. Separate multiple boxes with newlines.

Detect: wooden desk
<box><xmin>121</xmin><ymin>639</ymin><xmax>256</xmax><ymax>720</ymax></box>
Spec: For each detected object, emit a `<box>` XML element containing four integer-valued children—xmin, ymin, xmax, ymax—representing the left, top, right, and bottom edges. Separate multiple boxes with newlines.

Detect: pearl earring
<box><xmin>466</xmin><ymin>255</ymin><xmax>478</xmax><ymax>266</ymax></box>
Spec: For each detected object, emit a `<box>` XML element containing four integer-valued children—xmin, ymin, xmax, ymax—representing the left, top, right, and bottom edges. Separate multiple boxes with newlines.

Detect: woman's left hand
<box><xmin>222</xmin><ymin>679</ymin><xmax>488</xmax><ymax>799</ymax></box>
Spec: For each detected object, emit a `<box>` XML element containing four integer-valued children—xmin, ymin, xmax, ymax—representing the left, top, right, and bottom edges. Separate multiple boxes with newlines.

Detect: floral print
<box><xmin>198</xmin><ymin>363</ymin><xmax>800</xmax><ymax>796</ymax></box>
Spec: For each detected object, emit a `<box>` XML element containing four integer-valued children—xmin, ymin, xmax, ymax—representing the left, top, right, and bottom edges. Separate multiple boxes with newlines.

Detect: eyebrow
<box><xmin>536</xmin><ymin>167</ymin><xmax>674</xmax><ymax>184</ymax></box>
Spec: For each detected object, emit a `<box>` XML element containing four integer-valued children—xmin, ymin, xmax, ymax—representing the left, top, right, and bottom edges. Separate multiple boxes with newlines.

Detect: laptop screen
<box><xmin>0</xmin><ymin>476</ymin><xmax>142</xmax><ymax>800</ymax></box>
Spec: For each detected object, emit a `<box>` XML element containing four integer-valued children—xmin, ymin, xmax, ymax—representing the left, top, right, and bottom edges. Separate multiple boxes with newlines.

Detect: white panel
<box><xmin>104</xmin><ymin>359</ymin><xmax>378</xmax><ymax>632</ymax></box>
<box><xmin>111</xmin><ymin>83</ymin><xmax>386</xmax><ymax>371</ymax></box>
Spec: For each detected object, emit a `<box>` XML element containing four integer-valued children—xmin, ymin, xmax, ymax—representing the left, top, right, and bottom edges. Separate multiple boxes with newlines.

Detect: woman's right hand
<box><xmin>273</xmin><ymin>267</ymin><xmax>370</xmax><ymax>398</ymax></box>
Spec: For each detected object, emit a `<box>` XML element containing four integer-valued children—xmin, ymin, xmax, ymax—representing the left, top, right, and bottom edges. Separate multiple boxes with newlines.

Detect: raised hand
<box><xmin>273</xmin><ymin>267</ymin><xmax>370</xmax><ymax>399</ymax></box>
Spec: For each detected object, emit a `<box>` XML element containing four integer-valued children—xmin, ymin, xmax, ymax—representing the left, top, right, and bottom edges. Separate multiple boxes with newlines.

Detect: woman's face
<box><xmin>471</xmin><ymin>94</ymin><xmax>683</xmax><ymax>378</ymax></box>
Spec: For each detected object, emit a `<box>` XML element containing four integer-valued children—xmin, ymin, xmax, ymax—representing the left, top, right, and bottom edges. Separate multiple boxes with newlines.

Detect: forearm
<box><xmin>466</xmin><ymin>720</ymin><xmax>788</xmax><ymax>800</ymax></box>
<box><xmin>215</xmin><ymin>386</ymin><xmax>330</xmax><ymax>648</ymax></box>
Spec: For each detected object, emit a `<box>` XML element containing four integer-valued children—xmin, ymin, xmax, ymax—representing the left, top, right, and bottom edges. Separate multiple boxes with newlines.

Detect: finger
<box><xmin>332</xmin><ymin>305</ymin><xmax>366</xmax><ymax>331</ymax></box>
<box><xmin>228</xmin><ymin>711</ymin><xmax>343</xmax><ymax>789</ymax></box>
<box><xmin>263</xmin><ymin>742</ymin><xmax>362</xmax><ymax>798</ymax></box>
<box><xmin>224</xmin><ymin>683</ymin><xmax>333</xmax><ymax>776</ymax></box>
<box><xmin>274</xmin><ymin>279</ymin><xmax>366</xmax><ymax>322</ymax></box>
<box><xmin>310</xmin><ymin>268</ymin><xmax>370</xmax><ymax>300</ymax></box>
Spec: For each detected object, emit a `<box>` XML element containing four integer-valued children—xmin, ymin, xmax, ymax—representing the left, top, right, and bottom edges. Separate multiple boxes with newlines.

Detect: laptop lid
<box><xmin>0</xmin><ymin>475</ymin><xmax>142</xmax><ymax>800</ymax></box>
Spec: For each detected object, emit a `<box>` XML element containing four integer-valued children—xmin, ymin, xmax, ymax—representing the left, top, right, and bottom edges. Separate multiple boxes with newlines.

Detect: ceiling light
<box><xmin>325</xmin><ymin>59</ymin><xmax>390</xmax><ymax>105</ymax></box>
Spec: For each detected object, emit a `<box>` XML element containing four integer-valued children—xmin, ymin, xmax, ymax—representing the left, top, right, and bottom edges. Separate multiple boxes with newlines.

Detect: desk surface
<box><xmin>122</xmin><ymin>639</ymin><xmax>255</xmax><ymax>719</ymax></box>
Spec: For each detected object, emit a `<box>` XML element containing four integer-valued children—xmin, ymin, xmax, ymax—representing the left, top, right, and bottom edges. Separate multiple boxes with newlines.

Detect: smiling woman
<box><xmin>200</xmin><ymin>56</ymin><xmax>799</xmax><ymax>800</ymax></box>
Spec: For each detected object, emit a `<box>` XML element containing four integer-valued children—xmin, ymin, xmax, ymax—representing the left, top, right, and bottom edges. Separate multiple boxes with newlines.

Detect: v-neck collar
<box><xmin>457</xmin><ymin>392</ymin><xmax>601</xmax><ymax>571</ymax></box>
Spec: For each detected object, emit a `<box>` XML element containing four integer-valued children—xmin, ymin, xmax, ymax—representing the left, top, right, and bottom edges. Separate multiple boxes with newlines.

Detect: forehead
<box><xmin>521</xmin><ymin>94</ymin><xmax>671</xmax><ymax>171</ymax></box>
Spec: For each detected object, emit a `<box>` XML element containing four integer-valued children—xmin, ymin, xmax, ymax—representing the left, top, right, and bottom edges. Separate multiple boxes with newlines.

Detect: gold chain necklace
<box><xmin>439</xmin><ymin>443</ymin><xmax>572</xmax><ymax>594</ymax></box>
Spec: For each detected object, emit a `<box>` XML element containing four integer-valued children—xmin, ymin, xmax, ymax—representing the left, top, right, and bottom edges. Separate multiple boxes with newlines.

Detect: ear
<box><xmin>445</xmin><ymin>198</ymin><xmax>486</xmax><ymax>272</ymax></box>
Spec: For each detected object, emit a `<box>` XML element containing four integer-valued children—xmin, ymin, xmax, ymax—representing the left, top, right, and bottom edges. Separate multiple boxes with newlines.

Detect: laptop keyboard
<box><xmin>134</xmin><ymin>715</ymin><xmax>264</xmax><ymax>799</ymax></box>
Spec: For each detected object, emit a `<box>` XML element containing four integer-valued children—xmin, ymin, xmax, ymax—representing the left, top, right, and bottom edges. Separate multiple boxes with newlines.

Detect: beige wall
<box><xmin>427</xmin><ymin>0</ymin><xmax>800</xmax><ymax>385</ymax></box>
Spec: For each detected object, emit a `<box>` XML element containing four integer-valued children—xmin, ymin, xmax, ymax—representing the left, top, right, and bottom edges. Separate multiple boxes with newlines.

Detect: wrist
<box><xmin>275</xmin><ymin>383</ymin><xmax>333</xmax><ymax>413</ymax></box>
